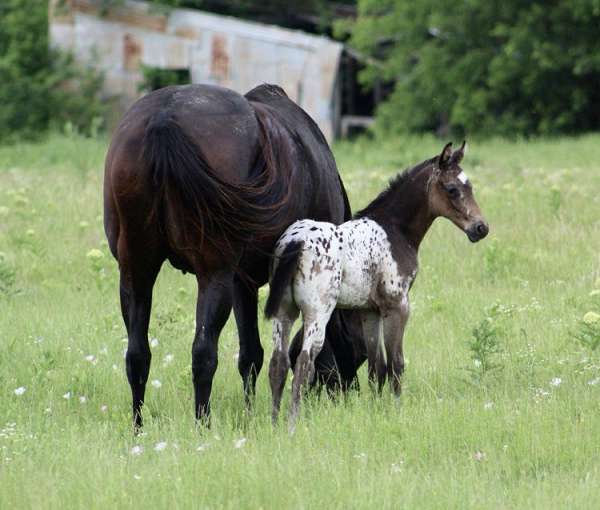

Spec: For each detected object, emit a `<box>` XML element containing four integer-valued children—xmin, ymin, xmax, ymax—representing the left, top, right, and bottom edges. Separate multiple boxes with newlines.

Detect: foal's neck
<box><xmin>356</xmin><ymin>164</ymin><xmax>435</xmax><ymax>251</ymax></box>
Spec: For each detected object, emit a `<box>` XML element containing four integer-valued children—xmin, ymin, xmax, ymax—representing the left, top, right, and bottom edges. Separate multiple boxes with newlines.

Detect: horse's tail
<box><xmin>264</xmin><ymin>240</ymin><xmax>303</xmax><ymax>319</ymax></box>
<box><xmin>338</xmin><ymin>174</ymin><xmax>353</xmax><ymax>222</ymax></box>
<box><xmin>142</xmin><ymin>107</ymin><xmax>294</xmax><ymax>265</ymax></box>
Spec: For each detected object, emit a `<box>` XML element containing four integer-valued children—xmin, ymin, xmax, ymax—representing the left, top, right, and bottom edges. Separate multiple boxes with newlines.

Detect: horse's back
<box><xmin>274</xmin><ymin>219</ymin><xmax>343</xmax><ymax>315</ymax></box>
<box><xmin>106</xmin><ymin>84</ymin><xmax>259</xmax><ymax>185</ymax></box>
<box><xmin>246</xmin><ymin>84</ymin><xmax>347</xmax><ymax>224</ymax></box>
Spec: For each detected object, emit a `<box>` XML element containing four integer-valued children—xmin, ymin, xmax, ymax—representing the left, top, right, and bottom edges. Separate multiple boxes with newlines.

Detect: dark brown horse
<box><xmin>103</xmin><ymin>83</ymin><xmax>361</xmax><ymax>427</ymax></box>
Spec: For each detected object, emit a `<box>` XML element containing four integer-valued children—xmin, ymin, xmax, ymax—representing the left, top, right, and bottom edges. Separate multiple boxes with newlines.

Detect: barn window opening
<box><xmin>337</xmin><ymin>49</ymin><xmax>392</xmax><ymax>138</ymax></box>
<box><xmin>138</xmin><ymin>66</ymin><xmax>191</xmax><ymax>93</ymax></box>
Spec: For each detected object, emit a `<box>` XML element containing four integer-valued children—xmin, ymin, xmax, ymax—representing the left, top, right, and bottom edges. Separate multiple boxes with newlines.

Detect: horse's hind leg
<box><xmin>233</xmin><ymin>276</ymin><xmax>264</xmax><ymax>408</ymax></box>
<box><xmin>269</xmin><ymin>296</ymin><xmax>298</xmax><ymax>425</ymax></box>
<box><xmin>289</xmin><ymin>311</ymin><xmax>332</xmax><ymax>433</ymax></box>
<box><xmin>118</xmin><ymin>238</ymin><xmax>164</xmax><ymax>431</ymax></box>
<box><xmin>192</xmin><ymin>270</ymin><xmax>233</xmax><ymax>424</ymax></box>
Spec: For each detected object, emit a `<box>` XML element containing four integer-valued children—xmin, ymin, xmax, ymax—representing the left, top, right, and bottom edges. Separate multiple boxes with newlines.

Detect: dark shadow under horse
<box><xmin>104</xmin><ymin>83</ymin><xmax>364</xmax><ymax>427</ymax></box>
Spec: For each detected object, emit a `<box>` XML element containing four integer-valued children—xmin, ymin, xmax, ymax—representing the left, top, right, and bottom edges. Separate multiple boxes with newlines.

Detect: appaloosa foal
<box><xmin>264</xmin><ymin>142</ymin><xmax>488</xmax><ymax>429</ymax></box>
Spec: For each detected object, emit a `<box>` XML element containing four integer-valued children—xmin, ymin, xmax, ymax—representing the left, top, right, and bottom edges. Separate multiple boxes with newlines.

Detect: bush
<box><xmin>138</xmin><ymin>65</ymin><xmax>190</xmax><ymax>93</ymax></box>
<box><xmin>347</xmin><ymin>1</ymin><xmax>600</xmax><ymax>137</ymax></box>
<box><xmin>0</xmin><ymin>0</ymin><xmax>105</xmax><ymax>142</ymax></box>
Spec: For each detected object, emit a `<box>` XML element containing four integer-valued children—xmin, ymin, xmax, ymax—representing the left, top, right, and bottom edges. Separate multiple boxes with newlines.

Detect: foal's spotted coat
<box><xmin>265</xmin><ymin>142</ymin><xmax>489</xmax><ymax>430</ymax></box>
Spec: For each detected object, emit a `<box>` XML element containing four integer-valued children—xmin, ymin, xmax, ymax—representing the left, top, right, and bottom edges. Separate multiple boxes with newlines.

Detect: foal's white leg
<box><xmin>361</xmin><ymin>311</ymin><xmax>386</xmax><ymax>393</ymax></box>
<box><xmin>269</xmin><ymin>298</ymin><xmax>299</xmax><ymax>425</ymax></box>
<box><xmin>289</xmin><ymin>311</ymin><xmax>333</xmax><ymax>433</ymax></box>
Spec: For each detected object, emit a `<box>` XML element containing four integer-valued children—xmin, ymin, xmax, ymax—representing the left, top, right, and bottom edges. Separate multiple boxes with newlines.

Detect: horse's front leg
<box><xmin>361</xmin><ymin>311</ymin><xmax>386</xmax><ymax>393</ymax></box>
<box><xmin>192</xmin><ymin>271</ymin><xmax>233</xmax><ymax>424</ymax></box>
<box><xmin>382</xmin><ymin>302</ymin><xmax>410</xmax><ymax>397</ymax></box>
<box><xmin>232</xmin><ymin>276</ymin><xmax>264</xmax><ymax>408</ymax></box>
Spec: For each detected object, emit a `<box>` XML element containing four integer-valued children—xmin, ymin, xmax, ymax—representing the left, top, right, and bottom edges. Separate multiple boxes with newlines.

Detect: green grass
<box><xmin>1</xmin><ymin>132</ymin><xmax>600</xmax><ymax>508</ymax></box>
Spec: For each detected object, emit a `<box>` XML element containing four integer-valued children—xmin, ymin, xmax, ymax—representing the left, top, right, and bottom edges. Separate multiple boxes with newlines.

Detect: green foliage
<box><xmin>483</xmin><ymin>238</ymin><xmax>518</xmax><ymax>279</ymax></box>
<box><xmin>548</xmin><ymin>184</ymin><xmax>562</xmax><ymax>217</ymax></box>
<box><xmin>464</xmin><ymin>314</ymin><xmax>504</xmax><ymax>383</ymax></box>
<box><xmin>138</xmin><ymin>66</ymin><xmax>191</xmax><ymax>93</ymax></box>
<box><xmin>348</xmin><ymin>0</ymin><xmax>600</xmax><ymax>136</ymax></box>
<box><xmin>573</xmin><ymin>320</ymin><xmax>600</xmax><ymax>352</ymax></box>
<box><xmin>0</xmin><ymin>0</ymin><xmax>105</xmax><ymax>142</ymax></box>
<box><xmin>0</xmin><ymin>254</ymin><xmax>17</xmax><ymax>297</ymax></box>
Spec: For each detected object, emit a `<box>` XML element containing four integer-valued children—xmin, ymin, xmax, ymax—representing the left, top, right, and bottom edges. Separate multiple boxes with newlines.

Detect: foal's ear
<box><xmin>451</xmin><ymin>140</ymin><xmax>467</xmax><ymax>164</ymax></box>
<box><xmin>438</xmin><ymin>142</ymin><xmax>453</xmax><ymax>170</ymax></box>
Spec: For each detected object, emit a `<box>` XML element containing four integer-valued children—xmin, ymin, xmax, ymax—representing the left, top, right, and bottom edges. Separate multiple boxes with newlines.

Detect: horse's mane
<box><xmin>355</xmin><ymin>157</ymin><xmax>436</xmax><ymax>219</ymax></box>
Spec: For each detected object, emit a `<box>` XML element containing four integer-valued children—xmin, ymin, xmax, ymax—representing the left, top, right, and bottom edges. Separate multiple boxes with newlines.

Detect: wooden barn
<box><xmin>49</xmin><ymin>0</ymin><xmax>381</xmax><ymax>141</ymax></box>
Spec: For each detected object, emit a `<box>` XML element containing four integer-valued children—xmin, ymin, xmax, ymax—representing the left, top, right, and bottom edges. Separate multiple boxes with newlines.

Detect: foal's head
<box><xmin>428</xmin><ymin>142</ymin><xmax>489</xmax><ymax>242</ymax></box>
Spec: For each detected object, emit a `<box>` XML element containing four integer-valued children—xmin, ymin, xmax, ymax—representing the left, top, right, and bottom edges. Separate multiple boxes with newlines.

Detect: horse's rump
<box><xmin>141</xmin><ymin>92</ymin><xmax>302</xmax><ymax>270</ymax></box>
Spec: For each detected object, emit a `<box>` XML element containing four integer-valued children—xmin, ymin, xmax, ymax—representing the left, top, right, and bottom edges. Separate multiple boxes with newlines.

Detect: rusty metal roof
<box><xmin>50</xmin><ymin>0</ymin><xmax>343</xmax><ymax>141</ymax></box>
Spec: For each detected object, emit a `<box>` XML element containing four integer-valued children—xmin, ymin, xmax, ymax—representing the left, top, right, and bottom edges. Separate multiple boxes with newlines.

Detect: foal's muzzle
<box><xmin>466</xmin><ymin>220</ymin><xmax>489</xmax><ymax>242</ymax></box>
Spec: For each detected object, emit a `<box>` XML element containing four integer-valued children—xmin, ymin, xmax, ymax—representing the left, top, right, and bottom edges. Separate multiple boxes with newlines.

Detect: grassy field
<box><xmin>1</xmin><ymin>132</ymin><xmax>599</xmax><ymax>508</ymax></box>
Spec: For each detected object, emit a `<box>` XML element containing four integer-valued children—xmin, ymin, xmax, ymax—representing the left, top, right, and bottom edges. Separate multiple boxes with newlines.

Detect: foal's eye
<box><xmin>446</xmin><ymin>186</ymin><xmax>460</xmax><ymax>198</ymax></box>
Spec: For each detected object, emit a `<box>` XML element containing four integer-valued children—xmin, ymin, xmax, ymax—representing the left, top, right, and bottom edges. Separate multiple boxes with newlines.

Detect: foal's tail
<box><xmin>264</xmin><ymin>240</ymin><xmax>303</xmax><ymax>319</ymax></box>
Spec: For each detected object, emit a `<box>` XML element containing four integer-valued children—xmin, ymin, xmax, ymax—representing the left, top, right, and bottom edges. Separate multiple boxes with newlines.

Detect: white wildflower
<box><xmin>63</xmin><ymin>391</ymin><xmax>72</xmax><ymax>400</ymax></box>
<box><xmin>390</xmin><ymin>460</ymin><xmax>404</xmax><ymax>473</ymax></box>
<box><xmin>130</xmin><ymin>445</ymin><xmax>143</xmax><ymax>456</ymax></box>
<box><xmin>79</xmin><ymin>396</ymin><xmax>87</xmax><ymax>404</ymax></box>
<box><xmin>14</xmin><ymin>387</ymin><xmax>26</xmax><ymax>396</ymax></box>
<box><xmin>473</xmin><ymin>451</ymin><xmax>486</xmax><ymax>461</ymax></box>
<box><xmin>151</xmin><ymin>379</ymin><xmax>162</xmax><ymax>389</ymax></box>
<box><xmin>150</xmin><ymin>338</ymin><xmax>159</xmax><ymax>348</ymax></box>
<box><xmin>234</xmin><ymin>438</ymin><xmax>247</xmax><ymax>449</ymax></box>
<box><xmin>484</xmin><ymin>401</ymin><xmax>494</xmax><ymax>410</ymax></box>
<box><xmin>154</xmin><ymin>441</ymin><xmax>168</xmax><ymax>452</ymax></box>
<box><xmin>550</xmin><ymin>377</ymin><xmax>562</xmax><ymax>387</ymax></box>
<box><xmin>100</xmin><ymin>405</ymin><xmax>108</xmax><ymax>412</ymax></box>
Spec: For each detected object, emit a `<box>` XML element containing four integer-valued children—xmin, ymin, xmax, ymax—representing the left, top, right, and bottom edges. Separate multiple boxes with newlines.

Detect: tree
<box><xmin>0</xmin><ymin>0</ymin><xmax>104</xmax><ymax>142</ymax></box>
<box><xmin>347</xmin><ymin>0</ymin><xmax>600</xmax><ymax>136</ymax></box>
